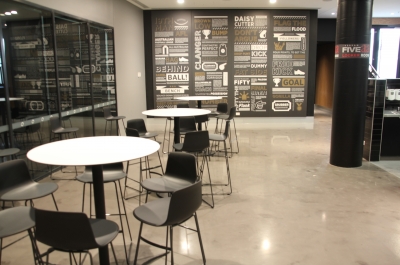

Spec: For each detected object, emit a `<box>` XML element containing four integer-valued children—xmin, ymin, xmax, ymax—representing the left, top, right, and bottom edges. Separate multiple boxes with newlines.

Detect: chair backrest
<box><xmin>216</xmin><ymin>103</ymin><xmax>228</xmax><ymax>113</ymax></box>
<box><xmin>181</xmin><ymin>131</ymin><xmax>209</xmax><ymax>152</ymax></box>
<box><xmin>0</xmin><ymin>159</ymin><xmax>32</xmax><ymax>193</ymax></box>
<box><xmin>179</xmin><ymin>116</ymin><xmax>197</xmax><ymax>132</ymax></box>
<box><xmin>126</xmin><ymin>119</ymin><xmax>147</xmax><ymax>134</ymax></box>
<box><xmin>227</xmin><ymin>106</ymin><xmax>236</xmax><ymax>120</ymax></box>
<box><xmin>164</xmin><ymin>181</ymin><xmax>202</xmax><ymax>226</ymax></box>
<box><xmin>177</xmin><ymin>103</ymin><xmax>189</xmax><ymax>108</ymax></box>
<box><xmin>35</xmin><ymin>209</ymin><xmax>99</xmax><ymax>250</ymax></box>
<box><xmin>125</xmin><ymin>128</ymin><xmax>140</xmax><ymax>137</ymax></box>
<box><xmin>165</xmin><ymin>152</ymin><xmax>198</xmax><ymax>183</ymax></box>
<box><xmin>49</xmin><ymin>116</ymin><xmax>63</xmax><ymax>131</ymax></box>
<box><xmin>103</xmin><ymin>107</ymin><xmax>112</xmax><ymax>119</ymax></box>
<box><xmin>194</xmin><ymin>114</ymin><xmax>209</xmax><ymax>124</ymax></box>
<box><xmin>85</xmin><ymin>162</ymin><xmax>124</xmax><ymax>175</ymax></box>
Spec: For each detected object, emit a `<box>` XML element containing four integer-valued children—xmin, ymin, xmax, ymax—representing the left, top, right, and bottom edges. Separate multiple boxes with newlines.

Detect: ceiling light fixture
<box><xmin>177</xmin><ymin>0</ymin><xmax>184</xmax><ymax>3</ymax></box>
<box><xmin>11</xmin><ymin>11</ymin><xmax>17</xmax><ymax>14</ymax></box>
<box><xmin>0</xmin><ymin>14</ymin><xmax>5</xmax><ymax>16</ymax></box>
<box><xmin>5</xmin><ymin>12</ymin><xmax>11</xmax><ymax>15</ymax></box>
<box><xmin>332</xmin><ymin>12</ymin><xmax>336</xmax><ymax>15</ymax></box>
<box><xmin>270</xmin><ymin>0</ymin><xmax>277</xmax><ymax>3</ymax></box>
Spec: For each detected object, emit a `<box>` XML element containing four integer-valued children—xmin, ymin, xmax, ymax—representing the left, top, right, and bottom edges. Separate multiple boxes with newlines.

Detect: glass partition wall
<box><xmin>0</xmin><ymin>0</ymin><xmax>118</xmax><ymax>180</ymax></box>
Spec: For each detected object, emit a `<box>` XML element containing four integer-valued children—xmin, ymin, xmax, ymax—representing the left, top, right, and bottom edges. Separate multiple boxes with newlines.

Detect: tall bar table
<box><xmin>27</xmin><ymin>136</ymin><xmax>160</xmax><ymax>265</ymax></box>
<box><xmin>143</xmin><ymin>108</ymin><xmax>210</xmax><ymax>143</ymax></box>
<box><xmin>174</xmin><ymin>96</ymin><xmax>222</xmax><ymax>130</ymax></box>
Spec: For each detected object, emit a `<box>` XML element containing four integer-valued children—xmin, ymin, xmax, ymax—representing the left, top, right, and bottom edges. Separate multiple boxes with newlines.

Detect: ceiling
<box><xmin>127</xmin><ymin>0</ymin><xmax>400</xmax><ymax>19</ymax></box>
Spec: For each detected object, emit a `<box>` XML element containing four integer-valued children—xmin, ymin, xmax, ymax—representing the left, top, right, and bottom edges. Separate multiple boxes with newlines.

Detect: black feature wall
<box><xmin>144</xmin><ymin>10</ymin><xmax>318</xmax><ymax>118</ymax></box>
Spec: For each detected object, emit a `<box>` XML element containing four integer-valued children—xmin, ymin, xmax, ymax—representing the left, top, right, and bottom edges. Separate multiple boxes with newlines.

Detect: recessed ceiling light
<box><xmin>391</xmin><ymin>13</ymin><xmax>395</xmax><ymax>15</ymax></box>
<box><xmin>270</xmin><ymin>0</ymin><xmax>277</xmax><ymax>3</ymax></box>
<box><xmin>11</xmin><ymin>11</ymin><xmax>17</xmax><ymax>14</ymax></box>
<box><xmin>0</xmin><ymin>14</ymin><xmax>5</xmax><ymax>16</ymax></box>
<box><xmin>5</xmin><ymin>12</ymin><xmax>11</xmax><ymax>15</ymax></box>
<box><xmin>332</xmin><ymin>12</ymin><xmax>336</xmax><ymax>15</ymax></box>
<box><xmin>177</xmin><ymin>0</ymin><xmax>184</xmax><ymax>3</ymax></box>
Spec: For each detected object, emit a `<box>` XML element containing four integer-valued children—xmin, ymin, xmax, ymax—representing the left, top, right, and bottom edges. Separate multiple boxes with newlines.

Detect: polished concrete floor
<box><xmin>3</xmin><ymin>109</ymin><xmax>400</xmax><ymax>265</ymax></box>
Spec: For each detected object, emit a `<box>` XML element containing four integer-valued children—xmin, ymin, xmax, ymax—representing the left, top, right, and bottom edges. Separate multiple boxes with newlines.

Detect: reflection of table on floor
<box><xmin>27</xmin><ymin>136</ymin><xmax>160</xmax><ymax>265</ymax></box>
<box><xmin>175</xmin><ymin>96</ymin><xmax>222</xmax><ymax>130</ymax></box>
<box><xmin>142</xmin><ymin>108</ymin><xmax>210</xmax><ymax>143</ymax></box>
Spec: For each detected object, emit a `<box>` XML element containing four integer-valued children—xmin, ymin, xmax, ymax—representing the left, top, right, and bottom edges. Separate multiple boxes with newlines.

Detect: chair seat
<box><xmin>140</xmin><ymin>132</ymin><xmax>158</xmax><ymax>138</ymax></box>
<box><xmin>53</xmin><ymin>127</ymin><xmax>79</xmax><ymax>134</ymax></box>
<box><xmin>141</xmin><ymin>176</ymin><xmax>194</xmax><ymax>193</ymax></box>
<box><xmin>0</xmin><ymin>182</ymin><xmax>58</xmax><ymax>201</ymax></box>
<box><xmin>105</xmin><ymin>115</ymin><xmax>126</xmax><ymax>121</ymax></box>
<box><xmin>133</xmin><ymin>197</ymin><xmax>170</xmax><ymax>226</ymax></box>
<box><xmin>215</xmin><ymin>114</ymin><xmax>229</xmax><ymax>120</ymax></box>
<box><xmin>0</xmin><ymin>206</ymin><xmax>35</xmax><ymax>238</ymax></box>
<box><xmin>89</xmin><ymin>219</ymin><xmax>120</xmax><ymax>247</ymax></box>
<box><xmin>209</xmin><ymin>133</ymin><xmax>226</xmax><ymax>141</ymax></box>
<box><xmin>76</xmin><ymin>171</ymin><xmax>126</xmax><ymax>183</ymax></box>
<box><xmin>173</xmin><ymin>143</ymin><xmax>183</xmax><ymax>150</ymax></box>
<box><xmin>0</xmin><ymin>148</ymin><xmax>20</xmax><ymax>157</ymax></box>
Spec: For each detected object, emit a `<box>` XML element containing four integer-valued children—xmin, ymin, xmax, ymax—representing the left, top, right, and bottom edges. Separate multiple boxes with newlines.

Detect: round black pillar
<box><xmin>329</xmin><ymin>0</ymin><xmax>373</xmax><ymax>167</ymax></box>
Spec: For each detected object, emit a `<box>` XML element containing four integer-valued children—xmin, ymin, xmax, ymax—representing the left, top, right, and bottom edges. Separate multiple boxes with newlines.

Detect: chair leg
<box><xmin>113</xmin><ymin>181</ymin><xmax>130</xmax><ymax>264</ymax></box>
<box><xmin>194</xmin><ymin>212</ymin><xmax>206</xmax><ymax>265</ymax></box>
<box><xmin>165</xmin><ymin>226</ymin><xmax>169</xmax><ymax>265</ymax></box>
<box><xmin>201</xmin><ymin>155</ymin><xmax>214</xmax><ymax>208</ymax></box>
<box><xmin>169</xmin><ymin>226</ymin><xmax>174</xmax><ymax>265</ymax></box>
<box><xmin>51</xmin><ymin>193</ymin><xmax>59</xmax><ymax>211</ymax></box>
<box><xmin>232</xmin><ymin>118</ymin><xmax>239</xmax><ymax>154</ymax></box>
<box><xmin>162</xmin><ymin>119</ymin><xmax>171</xmax><ymax>154</ymax></box>
<box><xmin>133</xmin><ymin>222</ymin><xmax>143</xmax><ymax>265</ymax></box>
<box><xmin>110</xmin><ymin>243</ymin><xmax>119</xmax><ymax>265</ymax></box>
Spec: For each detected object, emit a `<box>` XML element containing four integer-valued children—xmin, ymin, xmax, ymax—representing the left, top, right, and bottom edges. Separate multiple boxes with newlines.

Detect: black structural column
<box><xmin>330</xmin><ymin>0</ymin><xmax>373</xmax><ymax>167</ymax></box>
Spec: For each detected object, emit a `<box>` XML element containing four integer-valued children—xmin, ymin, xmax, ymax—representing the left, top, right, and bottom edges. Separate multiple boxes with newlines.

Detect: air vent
<box><xmin>126</xmin><ymin>0</ymin><xmax>149</xmax><ymax>9</ymax></box>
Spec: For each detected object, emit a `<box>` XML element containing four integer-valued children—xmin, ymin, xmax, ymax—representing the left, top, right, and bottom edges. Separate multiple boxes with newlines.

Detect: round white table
<box><xmin>174</xmin><ymin>96</ymin><xmax>222</xmax><ymax>130</ymax></box>
<box><xmin>27</xmin><ymin>136</ymin><xmax>160</xmax><ymax>265</ymax></box>
<box><xmin>142</xmin><ymin>108</ymin><xmax>210</xmax><ymax>143</ymax></box>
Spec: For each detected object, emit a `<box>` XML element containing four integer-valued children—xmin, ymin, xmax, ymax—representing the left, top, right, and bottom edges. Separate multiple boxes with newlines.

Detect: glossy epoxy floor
<box><xmin>3</xmin><ymin>109</ymin><xmax>400</xmax><ymax>265</ymax></box>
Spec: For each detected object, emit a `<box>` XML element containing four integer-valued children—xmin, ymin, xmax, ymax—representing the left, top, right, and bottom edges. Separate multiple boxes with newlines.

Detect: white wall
<box><xmin>24</xmin><ymin>0</ymin><xmax>147</xmax><ymax>122</ymax></box>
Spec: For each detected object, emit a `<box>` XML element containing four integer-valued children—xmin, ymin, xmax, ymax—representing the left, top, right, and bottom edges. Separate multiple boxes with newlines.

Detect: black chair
<box><xmin>0</xmin><ymin>206</ymin><xmax>38</xmax><ymax>265</ymax></box>
<box><xmin>141</xmin><ymin>152</ymin><xmax>198</xmax><ymax>204</ymax></box>
<box><xmin>215</xmin><ymin>106</ymin><xmax>239</xmax><ymax>154</ymax></box>
<box><xmin>173</xmin><ymin>131</ymin><xmax>214</xmax><ymax>208</ymax></box>
<box><xmin>49</xmin><ymin>116</ymin><xmax>79</xmax><ymax>141</ymax></box>
<box><xmin>179</xmin><ymin>116</ymin><xmax>197</xmax><ymax>136</ymax></box>
<box><xmin>211</xmin><ymin>103</ymin><xmax>228</xmax><ymax>132</ymax></box>
<box><xmin>76</xmin><ymin>162</ymin><xmax>131</xmax><ymax>263</ymax></box>
<box><xmin>195</xmin><ymin>114</ymin><xmax>209</xmax><ymax>130</ymax></box>
<box><xmin>0</xmin><ymin>159</ymin><xmax>58</xmax><ymax>210</ymax></box>
<box><xmin>104</xmin><ymin>107</ymin><xmax>126</xmax><ymax>136</ymax></box>
<box><xmin>162</xmin><ymin>103</ymin><xmax>189</xmax><ymax>154</ymax></box>
<box><xmin>126</xmin><ymin>119</ymin><xmax>158</xmax><ymax>139</ymax></box>
<box><xmin>125</xmin><ymin>128</ymin><xmax>164</xmax><ymax>201</ymax></box>
<box><xmin>133</xmin><ymin>181</ymin><xmax>206</xmax><ymax>265</ymax></box>
<box><xmin>209</xmin><ymin>120</ymin><xmax>232</xmax><ymax>195</ymax></box>
<box><xmin>34</xmin><ymin>208</ymin><xmax>119</xmax><ymax>265</ymax></box>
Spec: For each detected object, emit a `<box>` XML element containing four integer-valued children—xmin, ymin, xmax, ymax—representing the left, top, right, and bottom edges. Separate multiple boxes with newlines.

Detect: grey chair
<box><xmin>126</xmin><ymin>119</ymin><xmax>158</xmax><ymax>139</ymax></box>
<box><xmin>211</xmin><ymin>102</ymin><xmax>228</xmax><ymax>132</ymax></box>
<box><xmin>124</xmin><ymin>128</ymin><xmax>164</xmax><ymax>201</ymax></box>
<box><xmin>49</xmin><ymin>116</ymin><xmax>79</xmax><ymax>141</ymax></box>
<box><xmin>0</xmin><ymin>159</ymin><xmax>58</xmax><ymax>210</ymax></box>
<box><xmin>215</xmin><ymin>106</ymin><xmax>239</xmax><ymax>154</ymax></box>
<box><xmin>209</xmin><ymin>120</ymin><xmax>232</xmax><ymax>195</ymax></box>
<box><xmin>162</xmin><ymin>103</ymin><xmax>189</xmax><ymax>154</ymax></box>
<box><xmin>133</xmin><ymin>181</ymin><xmax>206</xmax><ymax>265</ymax></box>
<box><xmin>104</xmin><ymin>107</ymin><xmax>126</xmax><ymax>135</ymax></box>
<box><xmin>141</xmin><ymin>152</ymin><xmax>198</xmax><ymax>204</ymax></box>
<box><xmin>0</xmin><ymin>148</ymin><xmax>19</xmax><ymax>162</ymax></box>
<box><xmin>0</xmin><ymin>206</ymin><xmax>38</xmax><ymax>265</ymax></box>
<box><xmin>76</xmin><ymin>162</ymin><xmax>131</xmax><ymax>263</ymax></box>
<box><xmin>34</xmin><ymin>208</ymin><xmax>119</xmax><ymax>265</ymax></box>
<box><xmin>173</xmin><ymin>130</ymin><xmax>214</xmax><ymax>208</ymax></box>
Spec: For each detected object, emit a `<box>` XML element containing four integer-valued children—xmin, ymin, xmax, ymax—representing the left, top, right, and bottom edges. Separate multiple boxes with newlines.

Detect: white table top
<box><xmin>142</xmin><ymin>108</ymin><xmax>210</xmax><ymax>117</ymax></box>
<box><xmin>27</xmin><ymin>136</ymin><xmax>160</xmax><ymax>166</ymax></box>
<box><xmin>175</xmin><ymin>96</ymin><xmax>222</xmax><ymax>101</ymax></box>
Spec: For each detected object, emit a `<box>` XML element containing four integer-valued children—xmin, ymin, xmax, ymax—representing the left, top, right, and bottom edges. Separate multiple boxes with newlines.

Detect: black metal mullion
<box><xmin>51</xmin><ymin>11</ymin><xmax>63</xmax><ymax>122</ymax></box>
<box><xmin>87</xmin><ymin>23</ymin><xmax>96</xmax><ymax>136</ymax></box>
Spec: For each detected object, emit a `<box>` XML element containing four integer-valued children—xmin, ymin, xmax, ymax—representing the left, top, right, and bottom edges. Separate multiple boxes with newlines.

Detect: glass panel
<box><xmin>377</xmin><ymin>28</ymin><xmax>400</xmax><ymax>79</ymax></box>
<box><xmin>90</xmin><ymin>25</ymin><xmax>118</xmax><ymax>136</ymax></box>
<box><xmin>55</xmin><ymin>16</ymin><xmax>94</xmax><ymax>137</ymax></box>
<box><xmin>0</xmin><ymin>0</ymin><xmax>54</xmax><ymax>178</ymax></box>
